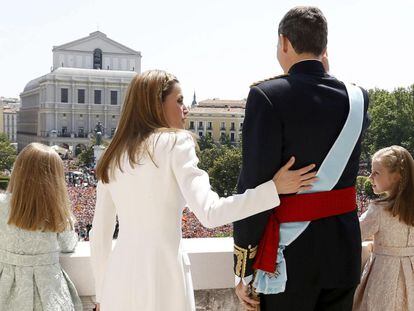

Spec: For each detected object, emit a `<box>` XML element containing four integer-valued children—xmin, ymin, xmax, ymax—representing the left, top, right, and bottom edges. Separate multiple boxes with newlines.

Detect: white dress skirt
<box><xmin>90</xmin><ymin>131</ymin><xmax>280</xmax><ymax>311</ymax></box>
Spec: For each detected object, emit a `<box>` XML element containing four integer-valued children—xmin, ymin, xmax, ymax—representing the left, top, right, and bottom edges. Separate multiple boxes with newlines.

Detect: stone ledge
<box><xmin>60</xmin><ymin>238</ymin><xmax>373</xmax><ymax>310</ymax></box>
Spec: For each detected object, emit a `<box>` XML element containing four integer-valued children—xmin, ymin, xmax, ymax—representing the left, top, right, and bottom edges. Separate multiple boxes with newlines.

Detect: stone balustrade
<box><xmin>60</xmin><ymin>238</ymin><xmax>374</xmax><ymax>310</ymax></box>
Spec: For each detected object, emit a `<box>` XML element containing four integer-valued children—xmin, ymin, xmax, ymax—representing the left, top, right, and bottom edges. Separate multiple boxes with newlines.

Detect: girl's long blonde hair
<box><xmin>7</xmin><ymin>143</ymin><xmax>73</xmax><ymax>232</ymax></box>
<box><xmin>96</xmin><ymin>70</ymin><xmax>180</xmax><ymax>183</ymax></box>
<box><xmin>373</xmin><ymin>145</ymin><xmax>414</xmax><ymax>226</ymax></box>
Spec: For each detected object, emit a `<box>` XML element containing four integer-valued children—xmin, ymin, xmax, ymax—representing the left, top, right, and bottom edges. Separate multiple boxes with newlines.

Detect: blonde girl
<box><xmin>354</xmin><ymin>146</ymin><xmax>414</xmax><ymax>311</ymax></box>
<box><xmin>0</xmin><ymin>143</ymin><xmax>82</xmax><ymax>311</ymax></box>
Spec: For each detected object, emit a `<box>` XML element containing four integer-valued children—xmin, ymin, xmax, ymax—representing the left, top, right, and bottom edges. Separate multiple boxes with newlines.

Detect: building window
<box><xmin>231</xmin><ymin>122</ymin><xmax>235</xmax><ymax>131</ymax></box>
<box><xmin>189</xmin><ymin>121</ymin><xmax>194</xmax><ymax>129</ymax></box>
<box><xmin>61</xmin><ymin>88</ymin><xmax>68</xmax><ymax>103</ymax></box>
<box><xmin>221</xmin><ymin>122</ymin><xmax>225</xmax><ymax>130</ymax></box>
<box><xmin>80</xmin><ymin>114</ymin><xmax>83</xmax><ymax>118</ymax></box>
<box><xmin>207</xmin><ymin>132</ymin><xmax>212</xmax><ymax>138</ymax></box>
<box><xmin>230</xmin><ymin>132</ymin><xmax>235</xmax><ymax>142</ymax></box>
<box><xmin>78</xmin><ymin>89</ymin><xmax>85</xmax><ymax>104</ymax></box>
<box><xmin>62</xmin><ymin>113</ymin><xmax>66</xmax><ymax>118</ymax></box>
<box><xmin>207</xmin><ymin>122</ymin><xmax>212</xmax><ymax>130</ymax></box>
<box><xmin>61</xmin><ymin>127</ymin><xmax>68</xmax><ymax>136</ymax></box>
<box><xmin>112</xmin><ymin>115</ymin><xmax>116</xmax><ymax>119</ymax></box>
<box><xmin>93</xmin><ymin>48</ymin><xmax>102</xmax><ymax>69</ymax></box>
<box><xmin>94</xmin><ymin>90</ymin><xmax>102</xmax><ymax>104</ymax></box>
<box><xmin>78</xmin><ymin>127</ymin><xmax>84</xmax><ymax>138</ymax></box>
<box><xmin>199</xmin><ymin>131</ymin><xmax>203</xmax><ymax>137</ymax></box>
<box><xmin>111</xmin><ymin>128</ymin><xmax>116</xmax><ymax>137</ymax></box>
<box><xmin>198</xmin><ymin>121</ymin><xmax>203</xmax><ymax>129</ymax></box>
<box><xmin>110</xmin><ymin>91</ymin><xmax>118</xmax><ymax>105</ymax></box>
<box><xmin>240</xmin><ymin>122</ymin><xmax>243</xmax><ymax>130</ymax></box>
<box><xmin>96</xmin><ymin>115</ymin><xmax>99</xmax><ymax>118</ymax></box>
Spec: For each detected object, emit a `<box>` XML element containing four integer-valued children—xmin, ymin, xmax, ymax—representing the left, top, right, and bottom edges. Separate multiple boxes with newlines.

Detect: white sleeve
<box><xmin>235</xmin><ymin>275</ymin><xmax>253</xmax><ymax>286</ymax></box>
<box><xmin>89</xmin><ymin>181</ymin><xmax>117</xmax><ymax>303</ymax></box>
<box><xmin>171</xmin><ymin>133</ymin><xmax>280</xmax><ymax>228</ymax></box>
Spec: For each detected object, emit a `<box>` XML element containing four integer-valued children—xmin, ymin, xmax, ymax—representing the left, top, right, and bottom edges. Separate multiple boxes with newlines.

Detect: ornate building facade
<box><xmin>18</xmin><ymin>31</ymin><xmax>141</xmax><ymax>153</ymax></box>
<box><xmin>185</xmin><ymin>99</ymin><xmax>246</xmax><ymax>143</ymax></box>
<box><xmin>0</xmin><ymin>97</ymin><xmax>19</xmax><ymax>142</ymax></box>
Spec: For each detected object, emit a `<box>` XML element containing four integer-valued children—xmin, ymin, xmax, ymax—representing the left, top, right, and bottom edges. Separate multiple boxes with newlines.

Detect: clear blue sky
<box><xmin>1</xmin><ymin>0</ymin><xmax>413</xmax><ymax>104</ymax></box>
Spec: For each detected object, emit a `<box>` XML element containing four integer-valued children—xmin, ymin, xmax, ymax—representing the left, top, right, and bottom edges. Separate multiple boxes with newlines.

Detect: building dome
<box><xmin>23</xmin><ymin>75</ymin><xmax>47</xmax><ymax>92</ymax></box>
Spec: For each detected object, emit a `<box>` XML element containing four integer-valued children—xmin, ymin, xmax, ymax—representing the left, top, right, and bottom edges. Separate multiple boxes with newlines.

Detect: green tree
<box><xmin>0</xmin><ymin>176</ymin><xmax>10</xmax><ymax>190</ymax></box>
<box><xmin>364</xmin><ymin>179</ymin><xmax>375</xmax><ymax>198</ymax></box>
<box><xmin>77</xmin><ymin>147</ymin><xmax>95</xmax><ymax>166</ymax></box>
<box><xmin>208</xmin><ymin>147</ymin><xmax>242</xmax><ymax>196</ymax></box>
<box><xmin>362</xmin><ymin>85</ymin><xmax>414</xmax><ymax>160</ymax></box>
<box><xmin>219</xmin><ymin>133</ymin><xmax>233</xmax><ymax>147</ymax></box>
<box><xmin>198</xmin><ymin>144</ymin><xmax>226</xmax><ymax>172</ymax></box>
<box><xmin>0</xmin><ymin>134</ymin><xmax>16</xmax><ymax>172</ymax></box>
<box><xmin>198</xmin><ymin>135</ymin><xmax>216</xmax><ymax>151</ymax></box>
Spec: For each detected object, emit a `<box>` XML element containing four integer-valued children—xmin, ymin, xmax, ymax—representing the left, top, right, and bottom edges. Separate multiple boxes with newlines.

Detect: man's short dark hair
<box><xmin>278</xmin><ymin>6</ymin><xmax>328</xmax><ymax>56</ymax></box>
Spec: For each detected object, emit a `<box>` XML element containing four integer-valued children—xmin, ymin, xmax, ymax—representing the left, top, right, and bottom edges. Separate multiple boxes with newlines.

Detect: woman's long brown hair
<box><xmin>96</xmin><ymin>70</ymin><xmax>179</xmax><ymax>183</ymax></box>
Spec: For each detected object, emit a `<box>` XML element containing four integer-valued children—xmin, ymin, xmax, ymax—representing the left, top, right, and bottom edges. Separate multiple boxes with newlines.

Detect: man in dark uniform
<box><xmin>233</xmin><ymin>6</ymin><xmax>370</xmax><ymax>311</ymax></box>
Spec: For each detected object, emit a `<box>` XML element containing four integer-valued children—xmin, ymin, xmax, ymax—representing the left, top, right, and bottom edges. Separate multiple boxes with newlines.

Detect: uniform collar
<box><xmin>288</xmin><ymin>59</ymin><xmax>326</xmax><ymax>75</ymax></box>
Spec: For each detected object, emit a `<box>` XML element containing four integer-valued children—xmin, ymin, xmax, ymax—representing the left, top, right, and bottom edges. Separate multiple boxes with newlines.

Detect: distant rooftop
<box><xmin>189</xmin><ymin>107</ymin><xmax>245</xmax><ymax>114</ymax></box>
<box><xmin>22</xmin><ymin>67</ymin><xmax>137</xmax><ymax>93</ymax></box>
<box><xmin>197</xmin><ymin>99</ymin><xmax>246</xmax><ymax>109</ymax></box>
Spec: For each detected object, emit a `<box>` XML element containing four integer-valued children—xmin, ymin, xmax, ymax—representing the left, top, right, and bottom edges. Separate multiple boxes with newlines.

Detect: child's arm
<box><xmin>57</xmin><ymin>229</ymin><xmax>78</xmax><ymax>253</ymax></box>
<box><xmin>359</xmin><ymin>203</ymin><xmax>380</xmax><ymax>241</ymax></box>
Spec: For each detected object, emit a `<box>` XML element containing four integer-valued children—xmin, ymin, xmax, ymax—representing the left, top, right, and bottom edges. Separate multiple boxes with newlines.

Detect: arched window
<box><xmin>93</xmin><ymin>48</ymin><xmax>102</xmax><ymax>69</ymax></box>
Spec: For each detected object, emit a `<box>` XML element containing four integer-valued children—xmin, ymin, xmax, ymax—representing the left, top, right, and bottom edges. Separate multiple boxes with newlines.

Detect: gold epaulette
<box><xmin>234</xmin><ymin>244</ymin><xmax>258</xmax><ymax>278</ymax></box>
<box><xmin>250</xmin><ymin>74</ymin><xmax>289</xmax><ymax>88</ymax></box>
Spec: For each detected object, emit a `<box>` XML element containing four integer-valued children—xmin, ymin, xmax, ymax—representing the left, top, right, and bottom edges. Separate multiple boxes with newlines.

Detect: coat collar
<box><xmin>288</xmin><ymin>60</ymin><xmax>326</xmax><ymax>75</ymax></box>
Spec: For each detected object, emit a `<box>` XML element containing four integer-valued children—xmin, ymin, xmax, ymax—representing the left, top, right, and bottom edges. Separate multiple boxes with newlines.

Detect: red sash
<box><xmin>253</xmin><ymin>187</ymin><xmax>357</xmax><ymax>273</ymax></box>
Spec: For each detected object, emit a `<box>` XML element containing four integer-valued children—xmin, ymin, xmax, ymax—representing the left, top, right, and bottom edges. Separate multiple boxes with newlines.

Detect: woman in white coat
<box><xmin>90</xmin><ymin>70</ymin><xmax>317</xmax><ymax>311</ymax></box>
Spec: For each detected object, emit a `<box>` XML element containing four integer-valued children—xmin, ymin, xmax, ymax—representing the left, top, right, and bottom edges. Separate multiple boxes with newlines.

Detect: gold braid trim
<box><xmin>250</xmin><ymin>74</ymin><xmax>289</xmax><ymax>88</ymax></box>
<box><xmin>249</xmin><ymin>245</ymin><xmax>258</xmax><ymax>259</ymax></box>
<box><xmin>234</xmin><ymin>244</ymin><xmax>259</xmax><ymax>277</ymax></box>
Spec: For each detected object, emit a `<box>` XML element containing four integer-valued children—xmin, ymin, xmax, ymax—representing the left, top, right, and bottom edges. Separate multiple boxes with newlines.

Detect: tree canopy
<box><xmin>0</xmin><ymin>134</ymin><xmax>16</xmax><ymax>173</ymax></box>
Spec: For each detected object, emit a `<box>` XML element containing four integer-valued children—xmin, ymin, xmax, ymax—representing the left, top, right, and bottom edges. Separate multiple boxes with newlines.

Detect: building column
<box><xmin>88</xmin><ymin>81</ymin><xmax>92</xmax><ymax>133</ymax></box>
<box><xmin>104</xmin><ymin>106</ymin><xmax>108</xmax><ymax>137</ymax></box>
<box><xmin>54</xmin><ymin>81</ymin><xmax>58</xmax><ymax>130</ymax></box>
<box><xmin>71</xmin><ymin>81</ymin><xmax>75</xmax><ymax>134</ymax></box>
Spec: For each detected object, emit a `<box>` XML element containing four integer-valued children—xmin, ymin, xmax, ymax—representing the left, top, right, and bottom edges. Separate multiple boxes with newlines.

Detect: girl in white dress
<box><xmin>90</xmin><ymin>70</ymin><xmax>317</xmax><ymax>311</ymax></box>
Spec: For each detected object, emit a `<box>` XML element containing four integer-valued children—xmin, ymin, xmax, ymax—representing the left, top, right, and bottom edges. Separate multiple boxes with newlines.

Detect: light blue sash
<box><xmin>253</xmin><ymin>83</ymin><xmax>364</xmax><ymax>294</ymax></box>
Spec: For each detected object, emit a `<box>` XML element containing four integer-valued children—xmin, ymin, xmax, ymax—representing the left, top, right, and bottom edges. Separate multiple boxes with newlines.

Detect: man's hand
<box><xmin>235</xmin><ymin>282</ymin><xmax>260</xmax><ymax>310</ymax></box>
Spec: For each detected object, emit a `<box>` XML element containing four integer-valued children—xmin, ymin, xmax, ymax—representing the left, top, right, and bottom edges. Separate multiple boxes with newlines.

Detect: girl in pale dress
<box><xmin>353</xmin><ymin>146</ymin><xmax>414</xmax><ymax>311</ymax></box>
<box><xmin>0</xmin><ymin>143</ymin><xmax>82</xmax><ymax>310</ymax></box>
<box><xmin>90</xmin><ymin>70</ymin><xmax>318</xmax><ymax>311</ymax></box>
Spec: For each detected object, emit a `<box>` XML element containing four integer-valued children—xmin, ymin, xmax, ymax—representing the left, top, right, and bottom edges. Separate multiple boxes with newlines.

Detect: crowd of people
<box><xmin>62</xmin><ymin>159</ymin><xmax>373</xmax><ymax>239</ymax></box>
<box><xmin>63</xmin><ymin>160</ymin><xmax>97</xmax><ymax>240</ymax></box>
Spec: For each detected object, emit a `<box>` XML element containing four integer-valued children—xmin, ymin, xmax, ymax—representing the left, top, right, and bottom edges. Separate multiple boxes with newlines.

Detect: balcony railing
<box><xmin>60</xmin><ymin>239</ymin><xmax>373</xmax><ymax>310</ymax></box>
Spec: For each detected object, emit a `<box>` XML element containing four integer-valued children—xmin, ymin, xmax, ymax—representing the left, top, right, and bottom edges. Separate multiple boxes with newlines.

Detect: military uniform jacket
<box><xmin>233</xmin><ymin>60</ymin><xmax>370</xmax><ymax>291</ymax></box>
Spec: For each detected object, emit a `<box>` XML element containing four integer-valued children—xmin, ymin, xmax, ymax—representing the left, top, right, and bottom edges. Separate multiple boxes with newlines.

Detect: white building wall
<box><xmin>53</xmin><ymin>50</ymin><xmax>140</xmax><ymax>72</ymax></box>
<box><xmin>20</xmin><ymin>32</ymin><xmax>139</xmax><ymax>150</ymax></box>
